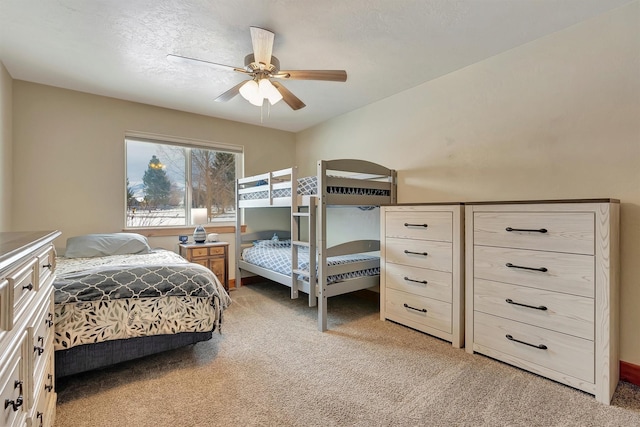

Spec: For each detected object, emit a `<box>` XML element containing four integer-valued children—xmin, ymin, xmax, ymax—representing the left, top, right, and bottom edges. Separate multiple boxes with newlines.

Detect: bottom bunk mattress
<box><xmin>53</xmin><ymin>249</ymin><xmax>231</xmax><ymax>351</ymax></box>
<box><xmin>241</xmin><ymin>240</ymin><xmax>379</xmax><ymax>284</ymax></box>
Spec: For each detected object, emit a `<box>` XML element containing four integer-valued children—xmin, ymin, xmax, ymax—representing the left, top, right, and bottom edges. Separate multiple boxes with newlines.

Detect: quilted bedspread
<box><xmin>53</xmin><ymin>249</ymin><xmax>231</xmax><ymax>350</ymax></box>
<box><xmin>241</xmin><ymin>242</ymin><xmax>379</xmax><ymax>284</ymax></box>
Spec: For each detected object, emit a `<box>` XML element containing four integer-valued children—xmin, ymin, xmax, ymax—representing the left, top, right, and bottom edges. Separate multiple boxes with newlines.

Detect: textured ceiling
<box><xmin>0</xmin><ymin>0</ymin><xmax>633</xmax><ymax>132</ymax></box>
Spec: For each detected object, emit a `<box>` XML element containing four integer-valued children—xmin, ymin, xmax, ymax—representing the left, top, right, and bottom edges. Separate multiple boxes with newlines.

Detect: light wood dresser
<box><xmin>179</xmin><ymin>241</ymin><xmax>229</xmax><ymax>291</ymax></box>
<box><xmin>1</xmin><ymin>231</ymin><xmax>60</xmax><ymax>427</ymax></box>
<box><xmin>465</xmin><ymin>200</ymin><xmax>619</xmax><ymax>404</ymax></box>
<box><xmin>380</xmin><ymin>204</ymin><xmax>464</xmax><ymax>347</ymax></box>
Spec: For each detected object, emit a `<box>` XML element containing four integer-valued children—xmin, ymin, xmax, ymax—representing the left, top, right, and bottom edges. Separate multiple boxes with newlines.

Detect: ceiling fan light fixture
<box><xmin>239</xmin><ymin>80</ymin><xmax>263</xmax><ymax>106</ymax></box>
<box><xmin>259</xmin><ymin>78</ymin><xmax>283</xmax><ymax>105</ymax></box>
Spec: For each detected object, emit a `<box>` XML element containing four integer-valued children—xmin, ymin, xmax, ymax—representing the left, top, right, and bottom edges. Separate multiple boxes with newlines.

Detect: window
<box><xmin>125</xmin><ymin>135</ymin><xmax>242</xmax><ymax>228</ymax></box>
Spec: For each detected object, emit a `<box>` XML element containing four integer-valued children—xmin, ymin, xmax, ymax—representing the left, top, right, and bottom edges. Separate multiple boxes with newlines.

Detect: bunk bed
<box><xmin>235</xmin><ymin>159</ymin><xmax>397</xmax><ymax>331</ymax></box>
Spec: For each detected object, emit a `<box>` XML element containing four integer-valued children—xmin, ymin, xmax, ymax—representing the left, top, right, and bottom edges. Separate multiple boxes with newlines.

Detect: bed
<box><xmin>53</xmin><ymin>233</ymin><xmax>231</xmax><ymax>377</ymax></box>
<box><xmin>235</xmin><ymin>159</ymin><xmax>397</xmax><ymax>331</ymax></box>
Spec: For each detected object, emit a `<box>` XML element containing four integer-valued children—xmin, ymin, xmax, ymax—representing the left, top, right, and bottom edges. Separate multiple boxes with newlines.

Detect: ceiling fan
<box><xmin>167</xmin><ymin>27</ymin><xmax>347</xmax><ymax>111</ymax></box>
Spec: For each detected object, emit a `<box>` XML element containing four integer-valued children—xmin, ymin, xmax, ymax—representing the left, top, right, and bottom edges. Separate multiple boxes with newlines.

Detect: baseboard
<box><xmin>620</xmin><ymin>360</ymin><xmax>640</xmax><ymax>387</ymax></box>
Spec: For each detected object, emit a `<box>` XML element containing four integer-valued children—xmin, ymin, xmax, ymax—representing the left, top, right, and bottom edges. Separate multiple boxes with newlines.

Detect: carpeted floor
<box><xmin>55</xmin><ymin>282</ymin><xmax>640</xmax><ymax>427</ymax></box>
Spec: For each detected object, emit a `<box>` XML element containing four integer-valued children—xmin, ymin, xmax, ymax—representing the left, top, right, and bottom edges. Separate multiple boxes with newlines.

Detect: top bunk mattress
<box><xmin>239</xmin><ymin>175</ymin><xmax>390</xmax><ymax>201</ymax></box>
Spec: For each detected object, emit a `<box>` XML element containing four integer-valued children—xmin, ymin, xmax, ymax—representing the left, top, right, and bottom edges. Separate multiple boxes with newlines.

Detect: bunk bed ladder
<box><xmin>291</xmin><ymin>197</ymin><xmax>317</xmax><ymax>307</ymax></box>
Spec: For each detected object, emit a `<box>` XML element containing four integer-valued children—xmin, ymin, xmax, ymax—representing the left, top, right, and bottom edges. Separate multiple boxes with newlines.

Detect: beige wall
<box><xmin>296</xmin><ymin>3</ymin><xmax>640</xmax><ymax>364</ymax></box>
<box><xmin>11</xmin><ymin>82</ymin><xmax>296</xmax><ymax>273</ymax></box>
<box><xmin>0</xmin><ymin>62</ymin><xmax>12</xmax><ymax>231</ymax></box>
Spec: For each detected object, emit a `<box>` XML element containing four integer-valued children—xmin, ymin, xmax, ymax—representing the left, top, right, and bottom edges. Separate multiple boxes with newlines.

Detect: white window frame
<box><xmin>124</xmin><ymin>132</ymin><xmax>243</xmax><ymax>230</ymax></box>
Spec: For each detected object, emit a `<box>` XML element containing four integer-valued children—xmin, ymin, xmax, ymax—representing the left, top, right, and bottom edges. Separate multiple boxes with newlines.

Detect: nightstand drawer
<box><xmin>385</xmin><ymin>238</ymin><xmax>452</xmax><ymax>272</ymax></box>
<box><xmin>474</xmin><ymin>311</ymin><xmax>594</xmax><ymax>383</ymax></box>
<box><xmin>384</xmin><ymin>263</ymin><xmax>452</xmax><ymax>303</ymax></box>
<box><xmin>473</xmin><ymin>245</ymin><xmax>594</xmax><ymax>298</ymax></box>
<box><xmin>385</xmin><ymin>211</ymin><xmax>453</xmax><ymax>242</ymax></box>
<box><xmin>474</xmin><ymin>278</ymin><xmax>594</xmax><ymax>340</ymax></box>
<box><xmin>191</xmin><ymin>247</ymin><xmax>209</xmax><ymax>258</ymax></box>
<box><xmin>385</xmin><ymin>288</ymin><xmax>451</xmax><ymax>333</ymax></box>
<box><xmin>473</xmin><ymin>212</ymin><xmax>594</xmax><ymax>255</ymax></box>
<box><xmin>209</xmin><ymin>247</ymin><xmax>225</xmax><ymax>256</ymax></box>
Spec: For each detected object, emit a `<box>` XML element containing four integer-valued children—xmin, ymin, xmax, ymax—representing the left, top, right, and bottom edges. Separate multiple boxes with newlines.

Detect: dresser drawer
<box><xmin>473</xmin><ymin>212</ymin><xmax>594</xmax><ymax>255</ymax></box>
<box><xmin>385</xmin><ymin>288</ymin><xmax>452</xmax><ymax>333</ymax></box>
<box><xmin>473</xmin><ymin>245</ymin><xmax>594</xmax><ymax>298</ymax></box>
<box><xmin>385</xmin><ymin>238</ymin><xmax>452</xmax><ymax>272</ymax></box>
<box><xmin>35</xmin><ymin>246</ymin><xmax>55</xmax><ymax>290</ymax></box>
<box><xmin>28</xmin><ymin>348</ymin><xmax>55</xmax><ymax>427</ymax></box>
<box><xmin>385</xmin><ymin>211</ymin><xmax>452</xmax><ymax>242</ymax></box>
<box><xmin>0</xmin><ymin>279</ymin><xmax>8</xmax><ymax>331</ymax></box>
<box><xmin>384</xmin><ymin>263</ymin><xmax>452</xmax><ymax>303</ymax></box>
<box><xmin>473</xmin><ymin>279</ymin><xmax>594</xmax><ymax>340</ymax></box>
<box><xmin>474</xmin><ymin>311</ymin><xmax>594</xmax><ymax>383</ymax></box>
<box><xmin>0</xmin><ymin>335</ymin><xmax>27</xmax><ymax>427</ymax></box>
<box><xmin>30</xmin><ymin>290</ymin><xmax>55</xmax><ymax>395</ymax></box>
<box><xmin>9</xmin><ymin>258</ymin><xmax>38</xmax><ymax>327</ymax></box>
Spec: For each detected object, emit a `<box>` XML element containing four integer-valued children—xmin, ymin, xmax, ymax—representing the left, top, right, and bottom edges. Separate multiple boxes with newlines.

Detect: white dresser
<box><xmin>380</xmin><ymin>204</ymin><xmax>464</xmax><ymax>347</ymax></box>
<box><xmin>1</xmin><ymin>231</ymin><xmax>60</xmax><ymax>427</ymax></box>
<box><xmin>465</xmin><ymin>200</ymin><xmax>619</xmax><ymax>404</ymax></box>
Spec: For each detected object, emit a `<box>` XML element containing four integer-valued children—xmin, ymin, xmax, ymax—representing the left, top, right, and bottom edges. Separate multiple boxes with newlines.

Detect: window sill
<box><xmin>124</xmin><ymin>225</ymin><xmax>246</xmax><ymax>238</ymax></box>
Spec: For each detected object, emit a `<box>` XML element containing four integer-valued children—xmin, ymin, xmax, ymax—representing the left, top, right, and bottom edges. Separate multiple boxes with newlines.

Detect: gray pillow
<box><xmin>64</xmin><ymin>233</ymin><xmax>151</xmax><ymax>258</ymax></box>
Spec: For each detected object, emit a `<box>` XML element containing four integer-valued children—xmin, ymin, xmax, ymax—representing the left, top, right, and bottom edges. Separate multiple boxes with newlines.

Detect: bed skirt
<box><xmin>55</xmin><ymin>331</ymin><xmax>213</xmax><ymax>378</ymax></box>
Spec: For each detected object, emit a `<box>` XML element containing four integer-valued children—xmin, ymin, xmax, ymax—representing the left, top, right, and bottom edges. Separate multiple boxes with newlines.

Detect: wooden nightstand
<box><xmin>179</xmin><ymin>241</ymin><xmax>229</xmax><ymax>291</ymax></box>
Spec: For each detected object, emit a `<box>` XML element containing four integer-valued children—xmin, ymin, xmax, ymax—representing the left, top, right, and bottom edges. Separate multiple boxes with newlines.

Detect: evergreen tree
<box><xmin>142</xmin><ymin>155</ymin><xmax>171</xmax><ymax>208</ymax></box>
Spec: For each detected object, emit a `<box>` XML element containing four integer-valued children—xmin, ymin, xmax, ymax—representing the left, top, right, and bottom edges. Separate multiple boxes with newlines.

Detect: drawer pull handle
<box><xmin>506</xmin><ymin>334</ymin><xmax>548</xmax><ymax>350</ymax></box>
<box><xmin>43</xmin><ymin>263</ymin><xmax>52</xmax><ymax>269</ymax></box>
<box><xmin>404</xmin><ymin>276</ymin><xmax>428</xmax><ymax>285</ymax></box>
<box><xmin>23</xmin><ymin>283</ymin><xmax>33</xmax><ymax>291</ymax></box>
<box><xmin>34</xmin><ymin>345</ymin><xmax>44</xmax><ymax>356</ymax></box>
<box><xmin>37</xmin><ymin>411</ymin><xmax>44</xmax><ymax>427</ymax></box>
<box><xmin>404</xmin><ymin>223</ymin><xmax>428</xmax><ymax>228</ymax></box>
<box><xmin>4</xmin><ymin>380</ymin><xmax>24</xmax><ymax>412</ymax></box>
<box><xmin>46</xmin><ymin>313</ymin><xmax>54</xmax><ymax>327</ymax></box>
<box><xmin>404</xmin><ymin>250</ymin><xmax>428</xmax><ymax>256</ymax></box>
<box><xmin>44</xmin><ymin>374</ymin><xmax>53</xmax><ymax>392</ymax></box>
<box><xmin>505</xmin><ymin>298</ymin><xmax>547</xmax><ymax>311</ymax></box>
<box><xmin>403</xmin><ymin>303</ymin><xmax>427</xmax><ymax>313</ymax></box>
<box><xmin>506</xmin><ymin>263</ymin><xmax>548</xmax><ymax>273</ymax></box>
<box><xmin>505</xmin><ymin>227</ymin><xmax>548</xmax><ymax>234</ymax></box>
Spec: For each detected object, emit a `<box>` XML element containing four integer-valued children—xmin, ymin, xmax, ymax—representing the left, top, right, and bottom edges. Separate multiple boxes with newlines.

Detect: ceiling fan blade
<box><xmin>250</xmin><ymin>27</ymin><xmax>274</xmax><ymax>67</ymax></box>
<box><xmin>214</xmin><ymin>80</ymin><xmax>249</xmax><ymax>102</ymax></box>
<box><xmin>167</xmin><ymin>54</ymin><xmax>248</xmax><ymax>74</ymax></box>
<box><xmin>271</xmin><ymin>81</ymin><xmax>306</xmax><ymax>110</ymax></box>
<box><xmin>273</xmin><ymin>70</ymin><xmax>347</xmax><ymax>82</ymax></box>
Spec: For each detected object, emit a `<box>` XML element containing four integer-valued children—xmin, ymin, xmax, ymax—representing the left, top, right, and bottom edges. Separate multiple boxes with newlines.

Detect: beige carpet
<box><xmin>55</xmin><ymin>282</ymin><xmax>640</xmax><ymax>427</ymax></box>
